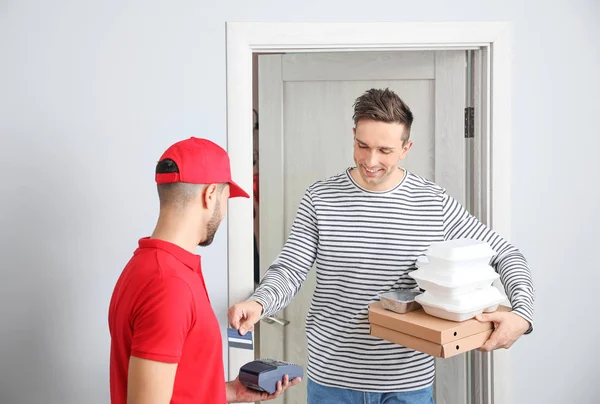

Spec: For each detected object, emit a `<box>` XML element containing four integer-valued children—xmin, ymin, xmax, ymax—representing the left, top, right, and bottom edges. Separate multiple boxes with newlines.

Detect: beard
<box><xmin>199</xmin><ymin>202</ymin><xmax>222</xmax><ymax>247</ymax></box>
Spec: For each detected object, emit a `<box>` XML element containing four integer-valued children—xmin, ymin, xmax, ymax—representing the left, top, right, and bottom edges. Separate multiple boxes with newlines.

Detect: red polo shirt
<box><xmin>108</xmin><ymin>238</ymin><xmax>226</xmax><ymax>404</ymax></box>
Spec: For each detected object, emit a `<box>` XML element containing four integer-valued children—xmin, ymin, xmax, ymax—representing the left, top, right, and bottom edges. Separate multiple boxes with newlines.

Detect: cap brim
<box><xmin>228</xmin><ymin>180</ymin><xmax>250</xmax><ymax>199</ymax></box>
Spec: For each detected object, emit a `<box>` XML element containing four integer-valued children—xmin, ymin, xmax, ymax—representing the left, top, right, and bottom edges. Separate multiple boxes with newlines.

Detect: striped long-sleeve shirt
<box><xmin>250</xmin><ymin>168</ymin><xmax>535</xmax><ymax>392</ymax></box>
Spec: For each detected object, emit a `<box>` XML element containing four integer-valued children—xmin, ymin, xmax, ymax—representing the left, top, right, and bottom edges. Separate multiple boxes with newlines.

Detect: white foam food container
<box><xmin>415</xmin><ymin>255</ymin><xmax>429</xmax><ymax>268</ymax></box>
<box><xmin>409</xmin><ymin>266</ymin><xmax>499</xmax><ymax>297</ymax></box>
<box><xmin>426</xmin><ymin>239</ymin><xmax>496</xmax><ymax>270</ymax></box>
<box><xmin>415</xmin><ymin>287</ymin><xmax>506</xmax><ymax>322</ymax></box>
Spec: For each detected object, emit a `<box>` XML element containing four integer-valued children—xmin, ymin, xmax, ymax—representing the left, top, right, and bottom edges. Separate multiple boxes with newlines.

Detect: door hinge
<box><xmin>465</xmin><ymin>107</ymin><xmax>474</xmax><ymax>138</ymax></box>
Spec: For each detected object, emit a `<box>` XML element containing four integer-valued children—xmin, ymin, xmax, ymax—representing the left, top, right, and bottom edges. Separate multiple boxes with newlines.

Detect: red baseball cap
<box><xmin>155</xmin><ymin>137</ymin><xmax>250</xmax><ymax>199</ymax></box>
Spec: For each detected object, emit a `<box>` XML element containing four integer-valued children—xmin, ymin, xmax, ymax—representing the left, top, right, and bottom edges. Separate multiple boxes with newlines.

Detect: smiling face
<box><xmin>352</xmin><ymin>119</ymin><xmax>413</xmax><ymax>191</ymax></box>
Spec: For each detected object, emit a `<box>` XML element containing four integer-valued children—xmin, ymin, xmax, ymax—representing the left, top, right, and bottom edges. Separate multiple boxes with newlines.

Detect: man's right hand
<box><xmin>228</xmin><ymin>300</ymin><xmax>264</xmax><ymax>336</ymax></box>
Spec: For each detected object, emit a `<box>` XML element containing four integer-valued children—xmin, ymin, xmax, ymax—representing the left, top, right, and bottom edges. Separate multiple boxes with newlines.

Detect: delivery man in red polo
<box><xmin>108</xmin><ymin>137</ymin><xmax>300</xmax><ymax>403</ymax></box>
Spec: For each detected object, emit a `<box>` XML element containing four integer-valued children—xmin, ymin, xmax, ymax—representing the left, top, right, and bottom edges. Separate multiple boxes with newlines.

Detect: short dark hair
<box><xmin>155</xmin><ymin>158</ymin><xmax>179</xmax><ymax>175</ymax></box>
<box><xmin>352</xmin><ymin>88</ymin><xmax>414</xmax><ymax>142</ymax></box>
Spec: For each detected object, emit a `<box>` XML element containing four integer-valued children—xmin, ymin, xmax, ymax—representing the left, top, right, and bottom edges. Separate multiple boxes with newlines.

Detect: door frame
<box><xmin>225</xmin><ymin>21</ymin><xmax>512</xmax><ymax>404</ymax></box>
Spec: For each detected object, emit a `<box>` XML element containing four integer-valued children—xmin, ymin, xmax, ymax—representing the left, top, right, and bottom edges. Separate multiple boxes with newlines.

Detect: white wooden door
<box><xmin>258</xmin><ymin>51</ymin><xmax>466</xmax><ymax>404</ymax></box>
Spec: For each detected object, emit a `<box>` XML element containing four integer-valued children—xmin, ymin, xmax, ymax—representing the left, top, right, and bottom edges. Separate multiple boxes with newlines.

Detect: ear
<box><xmin>202</xmin><ymin>184</ymin><xmax>219</xmax><ymax>209</ymax></box>
<box><xmin>399</xmin><ymin>140</ymin><xmax>413</xmax><ymax>160</ymax></box>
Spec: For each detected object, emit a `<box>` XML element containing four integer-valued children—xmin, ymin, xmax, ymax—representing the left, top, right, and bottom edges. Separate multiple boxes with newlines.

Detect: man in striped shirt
<box><xmin>229</xmin><ymin>88</ymin><xmax>535</xmax><ymax>403</ymax></box>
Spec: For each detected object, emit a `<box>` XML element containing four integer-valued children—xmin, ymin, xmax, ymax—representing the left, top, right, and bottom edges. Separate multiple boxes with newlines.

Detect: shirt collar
<box><xmin>138</xmin><ymin>237</ymin><xmax>201</xmax><ymax>273</ymax></box>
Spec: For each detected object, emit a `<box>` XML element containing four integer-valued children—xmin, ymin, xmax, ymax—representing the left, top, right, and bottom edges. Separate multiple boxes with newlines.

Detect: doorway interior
<box><xmin>226</xmin><ymin>21</ymin><xmax>513</xmax><ymax>404</ymax></box>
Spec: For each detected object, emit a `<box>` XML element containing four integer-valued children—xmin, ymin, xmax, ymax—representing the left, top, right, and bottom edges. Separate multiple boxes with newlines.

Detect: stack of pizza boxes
<box><xmin>368</xmin><ymin>239</ymin><xmax>509</xmax><ymax>359</ymax></box>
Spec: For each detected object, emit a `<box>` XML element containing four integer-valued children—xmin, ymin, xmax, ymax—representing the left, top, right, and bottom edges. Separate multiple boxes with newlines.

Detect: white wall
<box><xmin>0</xmin><ymin>1</ymin><xmax>598</xmax><ymax>403</ymax></box>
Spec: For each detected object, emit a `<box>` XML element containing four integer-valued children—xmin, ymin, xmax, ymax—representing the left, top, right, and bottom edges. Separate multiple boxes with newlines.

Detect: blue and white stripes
<box><xmin>251</xmin><ymin>169</ymin><xmax>534</xmax><ymax>392</ymax></box>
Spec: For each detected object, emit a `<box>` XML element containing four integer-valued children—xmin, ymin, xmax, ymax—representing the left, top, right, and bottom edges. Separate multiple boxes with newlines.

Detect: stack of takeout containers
<box><xmin>410</xmin><ymin>239</ymin><xmax>506</xmax><ymax>322</ymax></box>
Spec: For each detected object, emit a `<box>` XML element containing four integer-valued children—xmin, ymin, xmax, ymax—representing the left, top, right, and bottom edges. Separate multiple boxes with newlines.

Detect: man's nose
<box><xmin>366</xmin><ymin>151</ymin><xmax>378</xmax><ymax>167</ymax></box>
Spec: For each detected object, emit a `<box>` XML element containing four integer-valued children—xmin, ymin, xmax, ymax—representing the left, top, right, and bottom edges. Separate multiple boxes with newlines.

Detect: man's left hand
<box><xmin>475</xmin><ymin>311</ymin><xmax>530</xmax><ymax>352</ymax></box>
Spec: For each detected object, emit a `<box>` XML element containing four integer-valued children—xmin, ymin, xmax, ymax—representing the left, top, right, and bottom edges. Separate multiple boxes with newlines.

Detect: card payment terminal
<box><xmin>239</xmin><ymin>358</ymin><xmax>303</xmax><ymax>394</ymax></box>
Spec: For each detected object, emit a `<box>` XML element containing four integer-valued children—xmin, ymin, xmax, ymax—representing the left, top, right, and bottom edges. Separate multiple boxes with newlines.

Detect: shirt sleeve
<box><xmin>251</xmin><ymin>188</ymin><xmax>319</xmax><ymax>318</ymax></box>
<box><xmin>130</xmin><ymin>275</ymin><xmax>196</xmax><ymax>363</ymax></box>
<box><xmin>442</xmin><ymin>192</ymin><xmax>536</xmax><ymax>334</ymax></box>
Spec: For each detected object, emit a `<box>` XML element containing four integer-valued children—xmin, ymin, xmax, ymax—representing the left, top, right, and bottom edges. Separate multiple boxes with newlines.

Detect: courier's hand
<box><xmin>228</xmin><ymin>300</ymin><xmax>264</xmax><ymax>336</ymax></box>
<box><xmin>226</xmin><ymin>375</ymin><xmax>301</xmax><ymax>403</ymax></box>
<box><xmin>475</xmin><ymin>311</ymin><xmax>530</xmax><ymax>351</ymax></box>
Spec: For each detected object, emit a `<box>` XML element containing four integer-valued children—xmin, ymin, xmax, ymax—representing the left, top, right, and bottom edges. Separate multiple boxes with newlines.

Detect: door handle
<box><xmin>263</xmin><ymin>316</ymin><xmax>290</xmax><ymax>326</ymax></box>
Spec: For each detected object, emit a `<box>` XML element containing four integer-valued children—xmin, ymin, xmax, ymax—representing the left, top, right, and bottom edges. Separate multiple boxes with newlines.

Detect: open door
<box><xmin>254</xmin><ymin>50</ymin><xmax>474</xmax><ymax>404</ymax></box>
